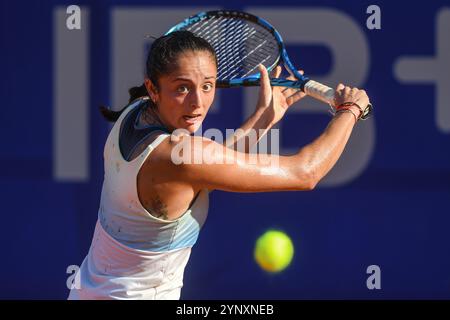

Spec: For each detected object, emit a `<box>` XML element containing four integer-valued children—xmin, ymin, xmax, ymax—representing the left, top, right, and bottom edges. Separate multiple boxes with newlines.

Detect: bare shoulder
<box><xmin>145</xmin><ymin>133</ymin><xmax>216</xmax><ymax>166</ymax></box>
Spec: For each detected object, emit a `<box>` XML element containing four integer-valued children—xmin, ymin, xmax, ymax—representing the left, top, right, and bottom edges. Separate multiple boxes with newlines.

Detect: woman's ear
<box><xmin>144</xmin><ymin>78</ymin><xmax>158</xmax><ymax>103</ymax></box>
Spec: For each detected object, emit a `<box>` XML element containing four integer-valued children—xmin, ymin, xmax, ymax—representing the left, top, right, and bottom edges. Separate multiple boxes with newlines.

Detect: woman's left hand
<box><xmin>256</xmin><ymin>64</ymin><xmax>307</xmax><ymax>125</ymax></box>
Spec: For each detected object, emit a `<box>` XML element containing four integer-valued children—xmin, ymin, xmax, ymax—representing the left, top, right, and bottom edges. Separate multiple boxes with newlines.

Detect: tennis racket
<box><xmin>166</xmin><ymin>10</ymin><xmax>372</xmax><ymax>120</ymax></box>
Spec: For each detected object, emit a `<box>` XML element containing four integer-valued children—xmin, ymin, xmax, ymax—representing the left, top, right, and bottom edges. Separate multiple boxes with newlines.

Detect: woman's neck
<box><xmin>140</xmin><ymin>105</ymin><xmax>173</xmax><ymax>132</ymax></box>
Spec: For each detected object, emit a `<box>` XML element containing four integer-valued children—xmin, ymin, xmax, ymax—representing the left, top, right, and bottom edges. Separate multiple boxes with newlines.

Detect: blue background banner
<box><xmin>1</xmin><ymin>0</ymin><xmax>449</xmax><ymax>299</ymax></box>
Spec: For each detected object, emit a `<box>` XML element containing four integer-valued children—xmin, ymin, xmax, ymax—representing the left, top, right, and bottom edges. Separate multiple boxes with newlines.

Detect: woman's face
<box><xmin>146</xmin><ymin>50</ymin><xmax>217</xmax><ymax>134</ymax></box>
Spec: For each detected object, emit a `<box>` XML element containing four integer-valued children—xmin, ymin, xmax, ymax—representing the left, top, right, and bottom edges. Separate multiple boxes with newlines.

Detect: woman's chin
<box><xmin>186</xmin><ymin>125</ymin><xmax>201</xmax><ymax>134</ymax></box>
<box><xmin>180</xmin><ymin>119</ymin><xmax>203</xmax><ymax>134</ymax></box>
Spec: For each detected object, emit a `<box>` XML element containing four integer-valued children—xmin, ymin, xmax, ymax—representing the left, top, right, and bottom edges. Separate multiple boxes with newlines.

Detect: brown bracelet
<box><xmin>335</xmin><ymin>108</ymin><xmax>359</xmax><ymax>123</ymax></box>
<box><xmin>336</xmin><ymin>102</ymin><xmax>364</xmax><ymax>118</ymax></box>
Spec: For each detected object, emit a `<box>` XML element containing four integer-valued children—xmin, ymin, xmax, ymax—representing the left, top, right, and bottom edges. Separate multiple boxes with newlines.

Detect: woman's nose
<box><xmin>189</xmin><ymin>89</ymin><xmax>203</xmax><ymax>109</ymax></box>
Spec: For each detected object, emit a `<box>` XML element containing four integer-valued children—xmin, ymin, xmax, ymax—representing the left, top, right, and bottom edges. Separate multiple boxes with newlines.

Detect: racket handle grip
<box><xmin>303</xmin><ymin>80</ymin><xmax>335</xmax><ymax>105</ymax></box>
<box><xmin>304</xmin><ymin>80</ymin><xmax>373</xmax><ymax>120</ymax></box>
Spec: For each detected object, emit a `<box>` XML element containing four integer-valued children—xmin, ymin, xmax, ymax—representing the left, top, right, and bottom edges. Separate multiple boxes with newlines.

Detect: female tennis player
<box><xmin>68</xmin><ymin>31</ymin><xmax>370</xmax><ymax>299</ymax></box>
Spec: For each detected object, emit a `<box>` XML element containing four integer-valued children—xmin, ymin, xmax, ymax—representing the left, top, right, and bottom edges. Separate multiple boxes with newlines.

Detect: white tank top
<box><xmin>68</xmin><ymin>98</ymin><xmax>209</xmax><ymax>299</ymax></box>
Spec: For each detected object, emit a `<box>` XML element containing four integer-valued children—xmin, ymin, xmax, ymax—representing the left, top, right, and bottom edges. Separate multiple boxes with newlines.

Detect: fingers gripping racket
<box><xmin>166</xmin><ymin>10</ymin><xmax>372</xmax><ymax>119</ymax></box>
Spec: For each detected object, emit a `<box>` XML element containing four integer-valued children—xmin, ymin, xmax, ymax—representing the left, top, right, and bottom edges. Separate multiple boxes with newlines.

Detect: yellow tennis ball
<box><xmin>254</xmin><ymin>230</ymin><xmax>294</xmax><ymax>273</ymax></box>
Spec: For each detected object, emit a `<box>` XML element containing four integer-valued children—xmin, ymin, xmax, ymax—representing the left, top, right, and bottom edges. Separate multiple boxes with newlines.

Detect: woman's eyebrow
<box><xmin>173</xmin><ymin>76</ymin><xmax>216</xmax><ymax>82</ymax></box>
<box><xmin>173</xmin><ymin>77</ymin><xmax>191</xmax><ymax>82</ymax></box>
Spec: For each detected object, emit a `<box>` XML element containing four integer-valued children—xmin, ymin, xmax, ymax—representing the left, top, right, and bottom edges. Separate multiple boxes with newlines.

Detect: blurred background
<box><xmin>1</xmin><ymin>0</ymin><xmax>449</xmax><ymax>299</ymax></box>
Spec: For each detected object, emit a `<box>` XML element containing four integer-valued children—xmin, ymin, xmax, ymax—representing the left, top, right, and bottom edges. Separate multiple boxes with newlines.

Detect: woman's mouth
<box><xmin>182</xmin><ymin>114</ymin><xmax>202</xmax><ymax>125</ymax></box>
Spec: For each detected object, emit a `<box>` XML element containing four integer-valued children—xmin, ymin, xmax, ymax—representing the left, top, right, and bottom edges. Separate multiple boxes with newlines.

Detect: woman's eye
<box><xmin>202</xmin><ymin>83</ymin><xmax>213</xmax><ymax>92</ymax></box>
<box><xmin>177</xmin><ymin>86</ymin><xmax>189</xmax><ymax>93</ymax></box>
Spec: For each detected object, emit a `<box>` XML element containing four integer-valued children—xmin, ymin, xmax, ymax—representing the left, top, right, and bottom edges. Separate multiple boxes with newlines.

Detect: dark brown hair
<box><xmin>99</xmin><ymin>30</ymin><xmax>217</xmax><ymax>122</ymax></box>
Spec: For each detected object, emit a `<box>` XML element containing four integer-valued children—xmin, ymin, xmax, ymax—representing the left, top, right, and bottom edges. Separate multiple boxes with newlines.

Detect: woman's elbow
<box><xmin>294</xmin><ymin>167</ymin><xmax>319</xmax><ymax>191</ymax></box>
<box><xmin>304</xmin><ymin>170</ymin><xmax>319</xmax><ymax>191</ymax></box>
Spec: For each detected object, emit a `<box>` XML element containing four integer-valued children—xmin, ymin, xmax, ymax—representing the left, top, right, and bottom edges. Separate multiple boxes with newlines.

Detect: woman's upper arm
<box><xmin>161</xmin><ymin>135</ymin><xmax>315</xmax><ymax>192</ymax></box>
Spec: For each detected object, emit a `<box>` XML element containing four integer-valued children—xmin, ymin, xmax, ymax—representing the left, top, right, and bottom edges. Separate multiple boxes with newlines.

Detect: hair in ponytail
<box><xmin>98</xmin><ymin>84</ymin><xmax>148</xmax><ymax>122</ymax></box>
<box><xmin>99</xmin><ymin>31</ymin><xmax>217</xmax><ymax>122</ymax></box>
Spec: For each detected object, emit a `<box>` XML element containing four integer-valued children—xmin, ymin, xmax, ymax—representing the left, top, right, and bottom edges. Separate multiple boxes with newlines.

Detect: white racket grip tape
<box><xmin>304</xmin><ymin>80</ymin><xmax>335</xmax><ymax>106</ymax></box>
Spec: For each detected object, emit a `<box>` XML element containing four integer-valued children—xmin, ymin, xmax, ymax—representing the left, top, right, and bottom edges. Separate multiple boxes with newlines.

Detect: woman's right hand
<box><xmin>334</xmin><ymin>83</ymin><xmax>370</xmax><ymax>118</ymax></box>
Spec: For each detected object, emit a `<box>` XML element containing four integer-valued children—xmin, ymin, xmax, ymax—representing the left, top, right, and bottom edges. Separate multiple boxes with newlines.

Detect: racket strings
<box><xmin>218</xmin><ymin>22</ymin><xmax>277</xmax><ymax>79</ymax></box>
<box><xmin>218</xmin><ymin>28</ymin><xmax>259</xmax><ymax>78</ymax></box>
<box><xmin>215</xmin><ymin>24</ymin><xmax>252</xmax><ymax>72</ymax></box>
<box><xmin>222</xmin><ymin>39</ymin><xmax>275</xmax><ymax>79</ymax></box>
<box><xmin>224</xmin><ymin>39</ymin><xmax>268</xmax><ymax>79</ymax></box>
<box><xmin>184</xmin><ymin>15</ymin><xmax>279</xmax><ymax>80</ymax></box>
<box><xmin>237</xmin><ymin>31</ymin><xmax>278</xmax><ymax>77</ymax></box>
<box><xmin>194</xmin><ymin>17</ymin><xmax>255</xmax><ymax>79</ymax></box>
<box><xmin>187</xmin><ymin>17</ymin><xmax>247</xmax><ymax>78</ymax></box>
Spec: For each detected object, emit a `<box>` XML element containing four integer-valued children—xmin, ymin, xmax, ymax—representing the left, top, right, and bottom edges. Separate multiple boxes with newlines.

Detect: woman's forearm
<box><xmin>224</xmin><ymin>107</ymin><xmax>275</xmax><ymax>152</ymax></box>
<box><xmin>294</xmin><ymin>110</ymin><xmax>358</xmax><ymax>187</ymax></box>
